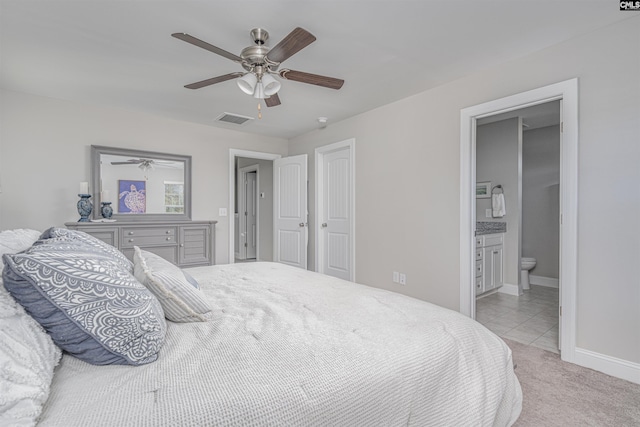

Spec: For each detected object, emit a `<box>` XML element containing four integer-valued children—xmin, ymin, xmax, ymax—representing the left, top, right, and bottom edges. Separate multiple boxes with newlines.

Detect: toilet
<box><xmin>521</xmin><ymin>257</ymin><xmax>537</xmax><ymax>290</ymax></box>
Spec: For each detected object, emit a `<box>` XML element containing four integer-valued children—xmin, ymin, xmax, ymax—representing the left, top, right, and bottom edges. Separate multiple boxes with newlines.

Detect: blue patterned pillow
<box><xmin>38</xmin><ymin>227</ymin><xmax>134</xmax><ymax>273</ymax></box>
<box><xmin>2</xmin><ymin>239</ymin><xmax>166</xmax><ymax>366</ymax></box>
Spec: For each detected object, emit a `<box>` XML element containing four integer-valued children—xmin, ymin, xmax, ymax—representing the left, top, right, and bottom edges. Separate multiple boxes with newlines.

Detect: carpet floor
<box><xmin>504</xmin><ymin>338</ymin><xmax>640</xmax><ymax>426</ymax></box>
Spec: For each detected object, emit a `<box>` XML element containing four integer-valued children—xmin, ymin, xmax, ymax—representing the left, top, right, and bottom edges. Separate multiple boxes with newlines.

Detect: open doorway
<box><xmin>459</xmin><ymin>78</ymin><xmax>578</xmax><ymax>364</ymax></box>
<box><xmin>229</xmin><ymin>150</ymin><xmax>281</xmax><ymax>264</ymax></box>
<box><xmin>236</xmin><ymin>165</ymin><xmax>259</xmax><ymax>262</ymax></box>
<box><xmin>474</xmin><ymin>101</ymin><xmax>561</xmax><ymax>353</ymax></box>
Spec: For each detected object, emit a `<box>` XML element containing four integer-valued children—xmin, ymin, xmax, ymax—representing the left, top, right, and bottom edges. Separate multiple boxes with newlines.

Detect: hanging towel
<box><xmin>492</xmin><ymin>193</ymin><xmax>506</xmax><ymax>217</ymax></box>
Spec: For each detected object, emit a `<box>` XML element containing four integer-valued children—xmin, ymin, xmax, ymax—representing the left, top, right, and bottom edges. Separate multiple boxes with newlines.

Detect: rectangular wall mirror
<box><xmin>91</xmin><ymin>145</ymin><xmax>192</xmax><ymax>221</ymax></box>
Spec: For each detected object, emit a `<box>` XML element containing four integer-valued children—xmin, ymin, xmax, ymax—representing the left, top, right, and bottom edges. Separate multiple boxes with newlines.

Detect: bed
<box><xmin>1</xmin><ymin>228</ymin><xmax>522</xmax><ymax>426</ymax></box>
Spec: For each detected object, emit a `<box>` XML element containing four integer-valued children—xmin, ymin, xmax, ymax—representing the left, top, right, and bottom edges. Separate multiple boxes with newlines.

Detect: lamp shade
<box><xmin>253</xmin><ymin>82</ymin><xmax>265</xmax><ymax>99</ymax></box>
<box><xmin>262</xmin><ymin>73</ymin><xmax>281</xmax><ymax>96</ymax></box>
<box><xmin>237</xmin><ymin>73</ymin><xmax>257</xmax><ymax>95</ymax></box>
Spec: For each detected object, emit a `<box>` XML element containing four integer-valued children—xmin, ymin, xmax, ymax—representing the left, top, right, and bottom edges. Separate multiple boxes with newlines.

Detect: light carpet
<box><xmin>504</xmin><ymin>338</ymin><xmax>640</xmax><ymax>426</ymax></box>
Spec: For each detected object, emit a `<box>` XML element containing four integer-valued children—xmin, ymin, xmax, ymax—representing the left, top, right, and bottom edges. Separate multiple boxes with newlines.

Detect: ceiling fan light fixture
<box><xmin>253</xmin><ymin>82</ymin><xmax>266</xmax><ymax>99</ymax></box>
<box><xmin>237</xmin><ymin>73</ymin><xmax>257</xmax><ymax>95</ymax></box>
<box><xmin>262</xmin><ymin>73</ymin><xmax>281</xmax><ymax>96</ymax></box>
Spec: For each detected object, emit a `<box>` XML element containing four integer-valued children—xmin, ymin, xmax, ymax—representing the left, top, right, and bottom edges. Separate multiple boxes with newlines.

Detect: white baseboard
<box><xmin>573</xmin><ymin>347</ymin><xmax>640</xmax><ymax>385</ymax></box>
<box><xmin>530</xmin><ymin>275</ymin><xmax>559</xmax><ymax>288</ymax></box>
<box><xmin>497</xmin><ymin>282</ymin><xmax>520</xmax><ymax>296</ymax></box>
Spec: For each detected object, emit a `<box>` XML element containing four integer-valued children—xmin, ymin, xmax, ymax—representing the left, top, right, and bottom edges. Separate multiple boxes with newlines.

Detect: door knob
<box><xmin>321</xmin><ymin>223</ymin><xmax>328</xmax><ymax>228</ymax></box>
<box><xmin>299</xmin><ymin>223</ymin><xmax>306</xmax><ymax>227</ymax></box>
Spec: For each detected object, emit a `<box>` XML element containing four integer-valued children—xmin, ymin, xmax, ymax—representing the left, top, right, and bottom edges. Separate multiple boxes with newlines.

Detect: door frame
<box><xmin>228</xmin><ymin>149</ymin><xmax>282</xmax><ymax>264</ymax></box>
<box><xmin>315</xmin><ymin>138</ymin><xmax>356</xmax><ymax>281</ymax></box>
<box><xmin>237</xmin><ymin>165</ymin><xmax>259</xmax><ymax>260</ymax></box>
<box><xmin>459</xmin><ymin>78</ymin><xmax>578</xmax><ymax>362</ymax></box>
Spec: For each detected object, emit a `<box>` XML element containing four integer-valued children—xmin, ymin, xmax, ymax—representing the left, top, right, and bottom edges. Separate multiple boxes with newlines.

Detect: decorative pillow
<box><xmin>0</xmin><ymin>229</ymin><xmax>42</xmax><ymax>273</ymax></box>
<box><xmin>133</xmin><ymin>247</ymin><xmax>213</xmax><ymax>323</ymax></box>
<box><xmin>2</xmin><ymin>238</ymin><xmax>166</xmax><ymax>366</ymax></box>
<box><xmin>182</xmin><ymin>269</ymin><xmax>200</xmax><ymax>289</ymax></box>
<box><xmin>0</xmin><ymin>281</ymin><xmax>62</xmax><ymax>426</ymax></box>
<box><xmin>38</xmin><ymin>227</ymin><xmax>134</xmax><ymax>272</ymax></box>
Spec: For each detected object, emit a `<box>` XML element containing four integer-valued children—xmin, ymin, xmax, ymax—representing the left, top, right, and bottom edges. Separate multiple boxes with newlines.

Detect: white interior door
<box><xmin>274</xmin><ymin>155</ymin><xmax>308</xmax><ymax>269</ymax></box>
<box><xmin>245</xmin><ymin>171</ymin><xmax>257</xmax><ymax>259</ymax></box>
<box><xmin>320</xmin><ymin>147</ymin><xmax>352</xmax><ymax>280</ymax></box>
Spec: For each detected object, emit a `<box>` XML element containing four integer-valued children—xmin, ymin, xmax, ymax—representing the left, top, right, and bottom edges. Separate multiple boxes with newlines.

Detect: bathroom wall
<box><xmin>522</xmin><ymin>125</ymin><xmax>560</xmax><ymax>281</ymax></box>
<box><xmin>476</xmin><ymin>117</ymin><xmax>521</xmax><ymax>290</ymax></box>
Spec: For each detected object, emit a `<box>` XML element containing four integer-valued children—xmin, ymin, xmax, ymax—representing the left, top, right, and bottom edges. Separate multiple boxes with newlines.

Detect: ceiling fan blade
<box><xmin>184</xmin><ymin>72</ymin><xmax>243</xmax><ymax>89</ymax></box>
<box><xmin>265</xmin><ymin>27</ymin><xmax>316</xmax><ymax>64</ymax></box>
<box><xmin>172</xmin><ymin>33</ymin><xmax>242</xmax><ymax>62</ymax></box>
<box><xmin>265</xmin><ymin>93</ymin><xmax>281</xmax><ymax>107</ymax></box>
<box><xmin>279</xmin><ymin>69</ymin><xmax>344</xmax><ymax>90</ymax></box>
<box><xmin>111</xmin><ymin>160</ymin><xmax>141</xmax><ymax>165</ymax></box>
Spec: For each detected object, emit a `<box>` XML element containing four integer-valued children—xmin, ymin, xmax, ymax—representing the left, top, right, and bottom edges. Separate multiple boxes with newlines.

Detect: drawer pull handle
<box><xmin>129</xmin><ymin>239</ymin><xmax>134</xmax><ymax>243</ymax></box>
<box><xmin>166</xmin><ymin>237</ymin><xmax>171</xmax><ymax>241</ymax></box>
<box><xmin>128</xmin><ymin>232</ymin><xmax>134</xmax><ymax>235</ymax></box>
<box><xmin>166</xmin><ymin>230</ymin><xmax>171</xmax><ymax>234</ymax></box>
<box><xmin>180</xmin><ymin>244</ymin><xmax>184</xmax><ymax>247</ymax></box>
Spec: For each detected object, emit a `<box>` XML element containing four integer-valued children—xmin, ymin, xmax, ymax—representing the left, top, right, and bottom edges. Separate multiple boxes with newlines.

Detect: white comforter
<box><xmin>39</xmin><ymin>262</ymin><xmax>522</xmax><ymax>426</ymax></box>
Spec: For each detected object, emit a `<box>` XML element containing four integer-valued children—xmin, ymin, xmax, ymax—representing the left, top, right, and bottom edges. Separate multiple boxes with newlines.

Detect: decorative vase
<box><xmin>101</xmin><ymin>202</ymin><xmax>113</xmax><ymax>219</ymax></box>
<box><xmin>77</xmin><ymin>194</ymin><xmax>93</xmax><ymax>222</ymax></box>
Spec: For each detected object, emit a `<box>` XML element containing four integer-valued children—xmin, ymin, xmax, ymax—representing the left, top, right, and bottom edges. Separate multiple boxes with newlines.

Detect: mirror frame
<box><xmin>91</xmin><ymin>145</ymin><xmax>192</xmax><ymax>222</ymax></box>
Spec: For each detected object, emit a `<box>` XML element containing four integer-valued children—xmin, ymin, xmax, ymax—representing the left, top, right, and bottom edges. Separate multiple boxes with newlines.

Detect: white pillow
<box><xmin>0</xmin><ymin>229</ymin><xmax>42</xmax><ymax>273</ymax></box>
<box><xmin>0</xmin><ymin>281</ymin><xmax>62</xmax><ymax>425</ymax></box>
<box><xmin>133</xmin><ymin>247</ymin><xmax>213</xmax><ymax>323</ymax></box>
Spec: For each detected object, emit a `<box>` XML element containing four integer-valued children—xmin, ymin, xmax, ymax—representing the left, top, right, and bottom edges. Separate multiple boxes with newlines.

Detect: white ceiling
<box><xmin>0</xmin><ymin>1</ymin><xmax>629</xmax><ymax>139</ymax></box>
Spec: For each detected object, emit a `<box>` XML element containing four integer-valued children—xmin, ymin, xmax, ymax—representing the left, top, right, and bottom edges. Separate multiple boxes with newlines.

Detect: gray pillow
<box><xmin>133</xmin><ymin>247</ymin><xmax>213</xmax><ymax>323</ymax></box>
<box><xmin>38</xmin><ymin>227</ymin><xmax>134</xmax><ymax>272</ymax></box>
<box><xmin>2</xmin><ymin>239</ymin><xmax>166</xmax><ymax>366</ymax></box>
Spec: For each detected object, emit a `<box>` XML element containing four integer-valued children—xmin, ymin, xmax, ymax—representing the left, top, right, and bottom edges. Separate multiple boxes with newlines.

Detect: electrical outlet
<box><xmin>399</xmin><ymin>273</ymin><xmax>407</xmax><ymax>285</ymax></box>
<box><xmin>486</xmin><ymin>209</ymin><xmax>492</xmax><ymax>218</ymax></box>
<box><xmin>393</xmin><ymin>271</ymin><xmax>399</xmax><ymax>283</ymax></box>
<box><xmin>219</xmin><ymin>208</ymin><xmax>228</xmax><ymax>217</ymax></box>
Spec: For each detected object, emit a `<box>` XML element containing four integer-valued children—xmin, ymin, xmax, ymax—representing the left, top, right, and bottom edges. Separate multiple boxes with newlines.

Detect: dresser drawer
<box><xmin>120</xmin><ymin>226</ymin><xmax>178</xmax><ymax>248</ymax></box>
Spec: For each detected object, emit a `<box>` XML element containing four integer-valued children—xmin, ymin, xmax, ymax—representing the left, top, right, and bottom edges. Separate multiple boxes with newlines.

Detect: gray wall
<box><xmin>0</xmin><ymin>90</ymin><xmax>289</xmax><ymax>264</ymax></box>
<box><xmin>522</xmin><ymin>125</ymin><xmax>560</xmax><ymax>280</ymax></box>
<box><xmin>236</xmin><ymin>157</ymin><xmax>274</xmax><ymax>261</ymax></box>
<box><xmin>288</xmin><ymin>17</ymin><xmax>640</xmax><ymax>364</ymax></box>
<box><xmin>476</xmin><ymin>118</ymin><xmax>521</xmax><ymax>289</ymax></box>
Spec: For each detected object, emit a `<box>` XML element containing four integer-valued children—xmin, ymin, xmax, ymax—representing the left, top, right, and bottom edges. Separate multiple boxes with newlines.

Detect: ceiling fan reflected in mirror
<box><xmin>110</xmin><ymin>159</ymin><xmax>179</xmax><ymax>171</ymax></box>
<box><xmin>171</xmin><ymin>27</ymin><xmax>344</xmax><ymax>116</ymax></box>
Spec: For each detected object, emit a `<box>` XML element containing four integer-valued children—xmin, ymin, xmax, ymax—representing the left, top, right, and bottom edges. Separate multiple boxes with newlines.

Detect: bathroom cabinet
<box><xmin>65</xmin><ymin>220</ymin><xmax>216</xmax><ymax>267</ymax></box>
<box><xmin>475</xmin><ymin>233</ymin><xmax>504</xmax><ymax>295</ymax></box>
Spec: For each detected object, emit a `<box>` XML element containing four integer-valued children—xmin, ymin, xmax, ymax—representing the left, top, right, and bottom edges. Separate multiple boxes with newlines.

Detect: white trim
<box><xmin>228</xmin><ymin>149</ymin><xmax>282</xmax><ymax>264</ymax></box>
<box><xmin>574</xmin><ymin>347</ymin><xmax>640</xmax><ymax>385</ymax></box>
<box><xmin>530</xmin><ymin>275</ymin><xmax>559</xmax><ymax>288</ymax></box>
<box><xmin>459</xmin><ymin>78</ymin><xmax>579</xmax><ymax>365</ymax></box>
<box><xmin>497</xmin><ymin>283</ymin><xmax>520</xmax><ymax>296</ymax></box>
<box><xmin>315</xmin><ymin>138</ymin><xmax>356</xmax><ymax>282</ymax></box>
<box><xmin>237</xmin><ymin>164</ymin><xmax>259</xmax><ymax>261</ymax></box>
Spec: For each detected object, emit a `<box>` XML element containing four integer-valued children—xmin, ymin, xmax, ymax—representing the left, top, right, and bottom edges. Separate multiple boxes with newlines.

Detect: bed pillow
<box><xmin>2</xmin><ymin>238</ymin><xmax>166</xmax><ymax>366</ymax></box>
<box><xmin>38</xmin><ymin>227</ymin><xmax>134</xmax><ymax>272</ymax></box>
<box><xmin>0</xmin><ymin>280</ymin><xmax>62</xmax><ymax>426</ymax></box>
<box><xmin>0</xmin><ymin>228</ymin><xmax>42</xmax><ymax>273</ymax></box>
<box><xmin>133</xmin><ymin>247</ymin><xmax>213</xmax><ymax>323</ymax></box>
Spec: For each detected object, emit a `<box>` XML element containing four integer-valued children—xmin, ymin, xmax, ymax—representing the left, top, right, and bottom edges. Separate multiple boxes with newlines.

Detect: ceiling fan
<box><xmin>111</xmin><ymin>159</ymin><xmax>178</xmax><ymax>171</ymax></box>
<box><xmin>171</xmin><ymin>27</ymin><xmax>344</xmax><ymax>109</ymax></box>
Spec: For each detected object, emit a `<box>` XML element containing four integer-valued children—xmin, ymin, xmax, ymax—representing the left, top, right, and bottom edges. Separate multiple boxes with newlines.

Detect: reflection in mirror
<box><xmin>91</xmin><ymin>146</ymin><xmax>192</xmax><ymax>221</ymax></box>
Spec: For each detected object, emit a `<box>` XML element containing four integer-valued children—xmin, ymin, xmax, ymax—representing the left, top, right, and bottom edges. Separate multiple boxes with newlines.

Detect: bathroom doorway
<box><xmin>459</xmin><ymin>78</ymin><xmax>579</xmax><ymax>363</ymax></box>
<box><xmin>474</xmin><ymin>101</ymin><xmax>561</xmax><ymax>353</ymax></box>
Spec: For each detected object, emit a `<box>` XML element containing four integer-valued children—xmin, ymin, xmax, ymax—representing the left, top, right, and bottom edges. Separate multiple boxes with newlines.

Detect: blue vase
<box><xmin>77</xmin><ymin>194</ymin><xmax>93</xmax><ymax>222</ymax></box>
<box><xmin>101</xmin><ymin>202</ymin><xmax>113</xmax><ymax>219</ymax></box>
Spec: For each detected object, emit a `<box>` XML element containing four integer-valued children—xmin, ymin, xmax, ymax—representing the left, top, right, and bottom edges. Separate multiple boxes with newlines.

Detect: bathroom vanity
<box><xmin>475</xmin><ymin>222</ymin><xmax>505</xmax><ymax>296</ymax></box>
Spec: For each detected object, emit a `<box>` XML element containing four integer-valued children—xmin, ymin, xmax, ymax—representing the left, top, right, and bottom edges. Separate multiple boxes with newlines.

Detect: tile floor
<box><xmin>476</xmin><ymin>285</ymin><xmax>560</xmax><ymax>354</ymax></box>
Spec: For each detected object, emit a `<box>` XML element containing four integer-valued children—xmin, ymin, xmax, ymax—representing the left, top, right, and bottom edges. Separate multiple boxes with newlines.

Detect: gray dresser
<box><xmin>65</xmin><ymin>220</ymin><xmax>216</xmax><ymax>267</ymax></box>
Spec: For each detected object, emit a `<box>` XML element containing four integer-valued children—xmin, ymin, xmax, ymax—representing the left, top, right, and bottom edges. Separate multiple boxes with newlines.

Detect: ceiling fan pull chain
<box><xmin>257</xmin><ymin>101</ymin><xmax>262</xmax><ymax>119</ymax></box>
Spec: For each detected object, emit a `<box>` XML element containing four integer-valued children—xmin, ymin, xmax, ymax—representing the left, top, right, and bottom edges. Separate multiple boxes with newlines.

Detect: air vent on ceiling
<box><xmin>216</xmin><ymin>112</ymin><xmax>254</xmax><ymax>125</ymax></box>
